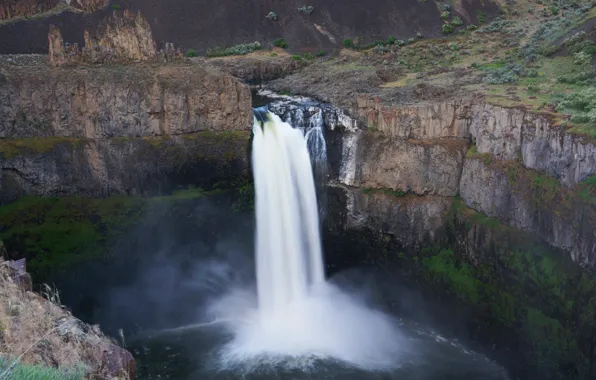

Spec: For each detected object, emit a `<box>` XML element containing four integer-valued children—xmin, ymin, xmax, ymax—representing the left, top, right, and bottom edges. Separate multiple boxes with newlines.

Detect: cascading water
<box><xmin>128</xmin><ymin>101</ymin><xmax>512</xmax><ymax>380</ymax></box>
<box><xmin>252</xmin><ymin>108</ymin><xmax>325</xmax><ymax>312</ymax></box>
<box><xmin>208</xmin><ymin>108</ymin><xmax>405</xmax><ymax>372</ymax></box>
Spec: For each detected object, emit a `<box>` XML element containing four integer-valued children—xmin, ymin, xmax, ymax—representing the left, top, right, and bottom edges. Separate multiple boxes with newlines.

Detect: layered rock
<box><xmin>353</xmin><ymin>96</ymin><xmax>596</xmax><ymax>186</ymax></box>
<box><xmin>0</xmin><ymin>132</ymin><xmax>249</xmax><ymax>201</ymax></box>
<box><xmin>0</xmin><ymin>64</ymin><xmax>251</xmax><ymax>138</ymax></box>
<box><xmin>459</xmin><ymin>156</ymin><xmax>596</xmax><ymax>267</ymax></box>
<box><xmin>0</xmin><ymin>63</ymin><xmax>252</xmax><ymax>201</ymax></box>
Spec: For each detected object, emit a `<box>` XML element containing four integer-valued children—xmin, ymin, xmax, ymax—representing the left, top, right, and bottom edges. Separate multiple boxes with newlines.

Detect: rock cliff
<box><xmin>0</xmin><ymin>62</ymin><xmax>252</xmax><ymax>201</ymax></box>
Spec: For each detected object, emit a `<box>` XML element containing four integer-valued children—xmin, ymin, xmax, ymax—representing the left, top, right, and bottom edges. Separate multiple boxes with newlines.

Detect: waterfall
<box><xmin>252</xmin><ymin>108</ymin><xmax>325</xmax><ymax>313</ymax></box>
<box><xmin>210</xmin><ymin>107</ymin><xmax>404</xmax><ymax>372</ymax></box>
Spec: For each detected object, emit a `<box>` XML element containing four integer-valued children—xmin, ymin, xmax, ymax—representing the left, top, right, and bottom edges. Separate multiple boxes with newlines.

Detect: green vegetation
<box><xmin>0</xmin><ymin>137</ymin><xmax>83</xmax><ymax>159</ymax></box>
<box><xmin>0</xmin><ymin>180</ymin><xmax>253</xmax><ymax>281</ymax></box>
<box><xmin>206</xmin><ymin>42</ymin><xmax>261</xmax><ymax>57</ymax></box>
<box><xmin>266</xmin><ymin>11</ymin><xmax>278</xmax><ymax>20</ymax></box>
<box><xmin>297</xmin><ymin>5</ymin><xmax>314</xmax><ymax>15</ymax></box>
<box><xmin>0</xmin><ymin>357</ymin><xmax>85</xmax><ymax>380</ymax></box>
<box><xmin>362</xmin><ymin>187</ymin><xmax>406</xmax><ymax>197</ymax></box>
<box><xmin>184</xmin><ymin>49</ymin><xmax>198</xmax><ymax>57</ymax></box>
<box><xmin>442</xmin><ymin>24</ymin><xmax>454</xmax><ymax>34</ymax></box>
<box><xmin>111</xmin><ymin>4</ymin><xmax>121</xmax><ymax>10</ymax></box>
<box><xmin>273</xmin><ymin>38</ymin><xmax>288</xmax><ymax>49</ymax></box>
<box><xmin>343</xmin><ymin>38</ymin><xmax>355</xmax><ymax>49</ymax></box>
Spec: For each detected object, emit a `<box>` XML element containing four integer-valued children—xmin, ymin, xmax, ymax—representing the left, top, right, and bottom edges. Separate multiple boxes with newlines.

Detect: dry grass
<box><xmin>0</xmin><ymin>259</ymin><xmax>127</xmax><ymax>379</ymax></box>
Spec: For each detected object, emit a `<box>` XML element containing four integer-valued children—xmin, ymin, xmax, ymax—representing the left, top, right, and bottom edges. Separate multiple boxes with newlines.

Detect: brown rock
<box><xmin>48</xmin><ymin>24</ymin><xmax>66</xmax><ymax>67</ymax></box>
<box><xmin>83</xmin><ymin>10</ymin><xmax>157</xmax><ymax>64</ymax></box>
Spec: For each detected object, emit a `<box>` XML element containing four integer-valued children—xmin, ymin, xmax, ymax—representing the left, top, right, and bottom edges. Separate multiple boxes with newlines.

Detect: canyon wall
<box><xmin>0</xmin><ymin>62</ymin><xmax>252</xmax><ymax>202</ymax></box>
<box><xmin>320</xmin><ymin>96</ymin><xmax>596</xmax><ymax>269</ymax></box>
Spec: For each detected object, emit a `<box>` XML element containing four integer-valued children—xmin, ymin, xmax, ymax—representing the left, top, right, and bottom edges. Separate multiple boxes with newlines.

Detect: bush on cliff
<box><xmin>206</xmin><ymin>42</ymin><xmax>262</xmax><ymax>57</ymax></box>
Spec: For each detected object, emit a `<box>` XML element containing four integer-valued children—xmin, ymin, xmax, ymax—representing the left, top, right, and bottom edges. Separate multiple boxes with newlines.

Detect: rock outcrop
<box><xmin>48</xmin><ymin>10</ymin><xmax>157</xmax><ymax>66</ymax></box>
<box><xmin>0</xmin><ymin>0</ymin><xmax>59</xmax><ymax>21</ymax></box>
<box><xmin>0</xmin><ymin>255</ymin><xmax>134</xmax><ymax>379</ymax></box>
<box><xmin>0</xmin><ymin>0</ymin><xmax>106</xmax><ymax>21</ymax></box>
<box><xmin>0</xmin><ymin>62</ymin><xmax>252</xmax><ymax>201</ymax></box>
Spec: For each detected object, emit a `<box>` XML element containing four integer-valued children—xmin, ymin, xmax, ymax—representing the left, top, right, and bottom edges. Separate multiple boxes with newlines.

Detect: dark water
<box><xmin>47</xmin><ymin>193</ymin><xmax>511</xmax><ymax>380</ymax></box>
<box><xmin>126</xmin><ymin>269</ymin><xmax>511</xmax><ymax>380</ymax></box>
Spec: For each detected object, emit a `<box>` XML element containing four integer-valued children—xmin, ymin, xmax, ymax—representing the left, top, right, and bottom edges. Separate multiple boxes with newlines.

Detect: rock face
<box><xmin>0</xmin><ymin>63</ymin><xmax>252</xmax><ymax>201</ymax></box>
<box><xmin>459</xmin><ymin>157</ymin><xmax>596</xmax><ymax>267</ymax></box>
<box><xmin>83</xmin><ymin>10</ymin><xmax>157</xmax><ymax>64</ymax></box>
<box><xmin>48</xmin><ymin>11</ymin><xmax>157</xmax><ymax>66</ymax></box>
<box><xmin>354</xmin><ymin>97</ymin><xmax>596</xmax><ymax>186</ymax></box>
<box><xmin>0</xmin><ymin>0</ymin><xmax>106</xmax><ymax>21</ymax></box>
<box><xmin>265</xmin><ymin>94</ymin><xmax>595</xmax><ymax>268</ymax></box>
<box><xmin>0</xmin><ymin>64</ymin><xmax>251</xmax><ymax>138</ymax></box>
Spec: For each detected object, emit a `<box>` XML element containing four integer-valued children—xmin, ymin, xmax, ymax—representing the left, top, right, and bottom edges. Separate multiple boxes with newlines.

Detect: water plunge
<box><xmin>210</xmin><ymin>108</ymin><xmax>404</xmax><ymax>371</ymax></box>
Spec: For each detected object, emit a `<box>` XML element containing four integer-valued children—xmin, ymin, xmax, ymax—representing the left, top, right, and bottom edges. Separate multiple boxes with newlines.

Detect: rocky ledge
<box><xmin>0</xmin><ymin>248</ymin><xmax>133</xmax><ymax>379</ymax></box>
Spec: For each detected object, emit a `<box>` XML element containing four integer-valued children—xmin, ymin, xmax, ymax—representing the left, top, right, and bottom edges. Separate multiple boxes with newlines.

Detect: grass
<box><xmin>0</xmin><ymin>358</ymin><xmax>85</xmax><ymax>380</ymax></box>
<box><xmin>0</xmin><ymin>260</ymin><xmax>116</xmax><ymax>379</ymax></box>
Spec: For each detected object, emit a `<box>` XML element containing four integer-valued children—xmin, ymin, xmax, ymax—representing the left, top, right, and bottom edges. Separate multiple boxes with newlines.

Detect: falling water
<box><xmin>206</xmin><ymin>107</ymin><xmax>405</xmax><ymax>371</ymax></box>
<box><xmin>252</xmin><ymin>108</ymin><xmax>325</xmax><ymax>313</ymax></box>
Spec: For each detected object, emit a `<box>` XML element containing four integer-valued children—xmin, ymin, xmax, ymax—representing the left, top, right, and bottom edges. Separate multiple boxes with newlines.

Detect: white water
<box><xmin>209</xmin><ymin>110</ymin><xmax>405</xmax><ymax>372</ymax></box>
<box><xmin>252</xmin><ymin>111</ymin><xmax>325</xmax><ymax>312</ymax></box>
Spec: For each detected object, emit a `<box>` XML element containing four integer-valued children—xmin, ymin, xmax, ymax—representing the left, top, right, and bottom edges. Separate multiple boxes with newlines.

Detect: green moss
<box><xmin>466</xmin><ymin>144</ymin><xmax>493</xmax><ymax>165</ymax></box>
<box><xmin>362</xmin><ymin>187</ymin><xmax>406</xmax><ymax>197</ymax></box>
<box><xmin>0</xmin><ymin>137</ymin><xmax>85</xmax><ymax>159</ymax></box>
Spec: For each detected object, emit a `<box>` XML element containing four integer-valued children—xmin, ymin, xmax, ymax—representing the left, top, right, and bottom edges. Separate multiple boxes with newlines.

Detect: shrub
<box><xmin>206</xmin><ymin>42</ymin><xmax>261</xmax><ymax>57</ymax></box>
<box><xmin>442</xmin><ymin>24</ymin><xmax>454</xmax><ymax>34</ymax></box>
<box><xmin>273</xmin><ymin>38</ymin><xmax>288</xmax><ymax>49</ymax></box>
<box><xmin>476</xmin><ymin>10</ymin><xmax>486</xmax><ymax>25</ymax></box>
<box><xmin>303</xmin><ymin>52</ymin><xmax>315</xmax><ymax>60</ymax></box>
<box><xmin>525</xmin><ymin>68</ymin><xmax>539</xmax><ymax>78</ymax></box>
<box><xmin>297</xmin><ymin>5</ymin><xmax>314</xmax><ymax>15</ymax></box>
<box><xmin>184</xmin><ymin>48</ymin><xmax>198</xmax><ymax>57</ymax></box>
<box><xmin>343</xmin><ymin>39</ymin><xmax>355</xmax><ymax>49</ymax></box>
<box><xmin>527</xmin><ymin>84</ymin><xmax>539</xmax><ymax>94</ymax></box>
<box><xmin>408</xmin><ymin>37</ymin><xmax>416</xmax><ymax>44</ymax></box>
<box><xmin>387</xmin><ymin>36</ymin><xmax>397</xmax><ymax>44</ymax></box>
<box><xmin>266</xmin><ymin>11</ymin><xmax>278</xmax><ymax>20</ymax></box>
<box><xmin>373</xmin><ymin>44</ymin><xmax>391</xmax><ymax>54</ymax></box>
<box><xmin>441</xmin><ymin>11</ymin><xmax>450</xmax><ymax>20</ymax></box>
<box><xmin>573</xmin><ymin>51</ymin><xmax>592</xmax><ymax>68</ymax></box>
<box><xmin>452</xmin><ymin>16</ymin><xmax>463</xmax><ymax>26</ymax></box>
<box><xmin>440</xmin><ymin>3</ymin><xmax>451</xmax><ymax>12</ymax></box>
<box><xmin>396</xmin><ymin>40</ymin><xmax>406</xmax><ymax>46</ymax></box>
<box><xmin>291</xmin><ymin>55</ymin><xmax>303</xmax><ymax>61</ymax></box>
<box><xmin>467</xmin><ymin>24</ymin><xmax>478</xmax><ymax>31</ymax></box>
<box><xmin>482</xmin><ymin>63</ymin><xmax>524</xmax><ymax>84</ymax></box>
<box><xmin>448</xmin><ymin>42</ymin><xmax>460</xmax><ymax>51</ymax></box>
<box><xmin>316</xmin><ymin>50</ymin><xmax>326</xmax><ymax>57</ymax></box>
<box><xmin>416</xmin><ymin>32</ymin><xmax>423</xmax><ymax>38</ymax></box>
<box><xmin>111</xmin><ymin>4</ymin><xmax>121</xmax><ymax>10</ymax></box>
<box><xmin>557</xmin><ymin>87</ymin><xmax>596</xmax><ymax>124</ymax></box>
